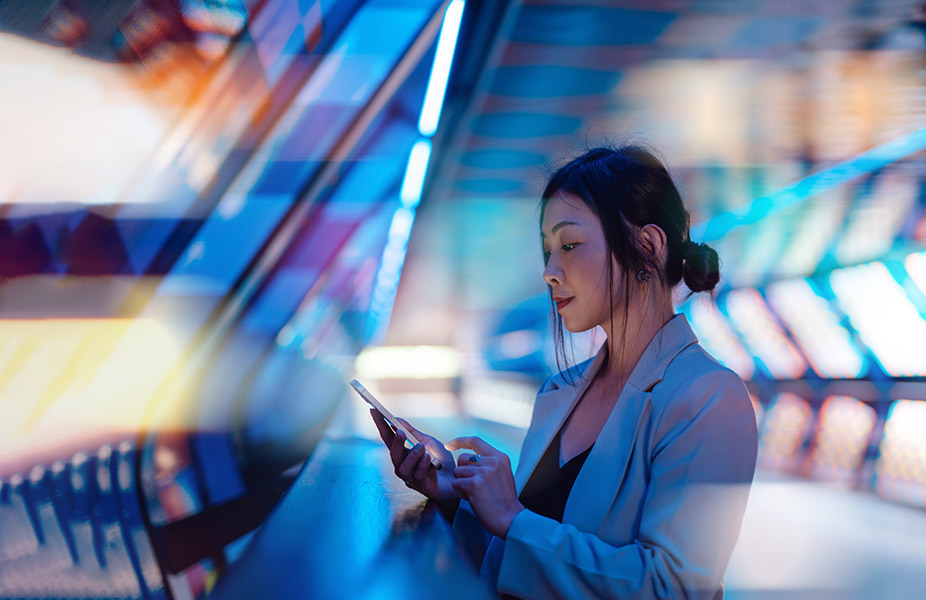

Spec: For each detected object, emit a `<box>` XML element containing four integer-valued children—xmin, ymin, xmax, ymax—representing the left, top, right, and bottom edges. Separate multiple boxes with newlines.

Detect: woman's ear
<box><xmin>639</xmin><ymin>224</ymin><xmax>668</xmax><ymax>264</ymax></box>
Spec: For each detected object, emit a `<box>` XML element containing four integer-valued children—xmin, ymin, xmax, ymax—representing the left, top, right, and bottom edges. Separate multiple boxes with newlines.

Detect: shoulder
<box><xmin>655</xmin><ymin>342</ymin><xmax>747</xmax><ymax>399</ymax></box>
<box><xmin>649</xmin><ymin>343</ymin><xmax>753</xmax><ymax>429</ymax></box>
<box><xmin>646</xmin><ymin>343</ymin><xmax>758</xmax><ymax>482</ymax></box>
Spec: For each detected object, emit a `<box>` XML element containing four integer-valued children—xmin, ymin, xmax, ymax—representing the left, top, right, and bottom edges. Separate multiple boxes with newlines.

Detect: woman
<box><xmin>371</xmin><ymin>146</ymin><xmax>758</xmax><ymax>599</ymax></box>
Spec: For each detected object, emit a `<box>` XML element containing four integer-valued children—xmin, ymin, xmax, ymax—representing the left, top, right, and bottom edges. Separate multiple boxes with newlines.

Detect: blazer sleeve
<box><xmin>496</xmin><ymin>369</ymin><xmax>758</xmax><ymax>599</ymax></box>
<box><xmin>451</xmin><ymin>498</ymin><xmax>493</xmax><ymax>569</ymax></box>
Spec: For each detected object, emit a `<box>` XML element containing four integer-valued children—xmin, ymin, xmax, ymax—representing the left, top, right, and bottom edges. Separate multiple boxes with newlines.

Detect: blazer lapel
<box><xmin>514</xmin><ymin>345</ymin><xmax>608</xmax><ymax>493</ymax></box>
<box><xmin>562</xmin><ymin>315</ymin><xmax>700</xmax><ymax>531</ymax></box>
<box><xmin>562</xmin><ymin>383</ymin><xmax>651</xmax><ymax>532</ymax></box>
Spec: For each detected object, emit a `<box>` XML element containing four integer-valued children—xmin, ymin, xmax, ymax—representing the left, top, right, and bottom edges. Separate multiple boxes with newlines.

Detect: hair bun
<box><xmin>682</xmin><ymin>241</ymin><xmax>720</xmax><ymax>293</ymax></box>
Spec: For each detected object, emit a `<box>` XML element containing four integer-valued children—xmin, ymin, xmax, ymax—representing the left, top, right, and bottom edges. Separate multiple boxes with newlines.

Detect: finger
<box><xmin>396</xmin><ymin>417</ymin><xmax>449</xmax><ymax>457</ymax></box>
<box><xmin>452</xmin><ymin>466</ymin><xmax>479</xmax><ymax>478</ymax></box>
<box><xmin>370</xmin><ymin>409</ymin><xmax>396</xmax><ymax>445</ymax></box>
<box><xmin>397</xmin><ymin>443</ymin><xmax>425</xmax><ymax>480</ymax></box>
<box><xmin>445</xmin><ymin>436</ymin><xmax>499</xmax><ymax>456</ymax></box>
<box><xmin>389</xmin><ymin>428</ymin><xmax>409</xmax><ymax>467</ymax></box>
<box><xmin>395</xmin><ymin>417</ymin><xmax>427</xmax><ymax>439</ymax></box>
<box><xmin>456</xmin><ymin>453</ymin><xmax>481</xmax><ymax>468</ymax></box>
<box><xmin>413</xmin><ymin>448</ymin><xmax>433</xmax><ymax>481</ymax></box>
<box><xmin>451</xmin><ymin>478</ymin><xmax>471</xmax><ymax>500</ymax></box>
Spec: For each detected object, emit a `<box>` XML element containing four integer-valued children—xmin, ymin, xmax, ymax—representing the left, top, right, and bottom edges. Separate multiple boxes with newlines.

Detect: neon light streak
<box><xmin>417</xmin><ymin>0</ymin><xmax>465</xmax><ymax>137</ymax></box>
<box><xmin>399</xmin><ymin>139</ymin><xmax>432</xmax><ymax>208</ymax></box>
<box><xmin>692</xmin><ymin>127</ymin><xmax>926</xmax><ymax>242</ymax></box>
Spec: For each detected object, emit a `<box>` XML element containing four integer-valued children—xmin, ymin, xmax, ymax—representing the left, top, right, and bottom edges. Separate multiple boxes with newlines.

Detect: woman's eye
<box><xmin>562</xmin><ymin>243</ymin><xmax>578</xmax><ymax>251</ymax></box>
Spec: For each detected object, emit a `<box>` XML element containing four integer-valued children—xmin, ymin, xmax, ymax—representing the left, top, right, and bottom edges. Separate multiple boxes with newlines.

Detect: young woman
<box><xmin>371</xmin><ymin>146</ymin><xmax>758</xmax><ymax>599</ymax></box>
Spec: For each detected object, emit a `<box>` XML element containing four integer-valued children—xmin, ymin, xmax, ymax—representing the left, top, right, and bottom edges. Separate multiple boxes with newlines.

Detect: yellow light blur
<box><xmin>355</xmin><ymin>345</ymin><xmax>462</xmax><ymax>379</ymax></box>
<box><xmin>0</xmin><ymin>318</ymin><xmax>185</xmax><ymax>468</ymax></box>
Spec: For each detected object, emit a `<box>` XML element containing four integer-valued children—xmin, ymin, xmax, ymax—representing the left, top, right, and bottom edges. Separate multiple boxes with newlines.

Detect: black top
<box><xmin>517</xmin><ymin>433</ymin><xmax>594</xmax><ymax>524</ymax></box>
<box><xmin>500</xmin><ymin>435</ymin><xmax>594</xmax><ymax>600</ymax></box>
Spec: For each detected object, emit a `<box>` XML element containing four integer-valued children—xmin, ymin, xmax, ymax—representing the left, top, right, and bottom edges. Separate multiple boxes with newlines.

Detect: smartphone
<box><xmin>349</xmin><ymin>379</ymin><xmax>443</xmax><ymax>470</ymax></box>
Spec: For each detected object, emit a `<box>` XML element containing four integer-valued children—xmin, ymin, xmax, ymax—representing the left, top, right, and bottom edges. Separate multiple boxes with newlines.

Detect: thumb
<box><xmin>445</xmin><ymin>436</ymin><xmax>500</xmax><ymax>456</ymax></box>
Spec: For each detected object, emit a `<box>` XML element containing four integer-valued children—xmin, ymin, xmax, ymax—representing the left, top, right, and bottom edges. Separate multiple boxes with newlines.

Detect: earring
<box><xmin>636</xmin><ymin>269</ymin><xmax>649</xmax><ymax>283</ymax></box>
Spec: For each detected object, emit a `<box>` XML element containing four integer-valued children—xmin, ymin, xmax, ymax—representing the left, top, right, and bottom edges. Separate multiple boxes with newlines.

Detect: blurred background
<box><xmin>1</xmin><ymin>0</ymin><xmax>925</xmax><ymax>598</ymax></box>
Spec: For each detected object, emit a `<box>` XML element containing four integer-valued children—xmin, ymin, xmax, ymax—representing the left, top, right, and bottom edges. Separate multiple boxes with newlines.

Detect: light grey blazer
<box><xmin>452</xmin><ymin>314</ymin><xmax>758</xmax><ymax>599</ymax></box>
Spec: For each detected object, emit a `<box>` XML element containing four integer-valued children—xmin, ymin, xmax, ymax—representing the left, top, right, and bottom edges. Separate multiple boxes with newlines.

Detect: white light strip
<box><xmin>904</xmin><ymin>251</ymin><xmax>926</xmax><ymax>297</ymax></box>
<box><xmin>356</xmin><ymin>346</ymin><xmax>462</xmax><ymax>379</ymax></box>
<box><xmin>399</xmin><ymin>139</ymin><xmax>432</xmax><ymax>208</ymax></box>
<box><xmin>830</xmin><ymin>262</ymin><xmax>926</xmax><ymax>377</ymax></box>
<box><xmin>417</xmin><ymin>0</ymin><xmax>465</xmax><ymax>137</ymax></box>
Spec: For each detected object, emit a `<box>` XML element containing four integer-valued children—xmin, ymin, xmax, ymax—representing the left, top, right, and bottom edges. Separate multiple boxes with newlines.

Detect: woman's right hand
<box><xmin>370</xmin><ymin>409</ymin><xmax>458</xmax><ymax>503</ymax></box>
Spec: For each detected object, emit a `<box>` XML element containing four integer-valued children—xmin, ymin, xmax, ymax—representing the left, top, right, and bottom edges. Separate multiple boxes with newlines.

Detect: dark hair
<box><xmin>540</xmin><ymin>145</ymin><xmax>719</xmax><ymax>379</ymax></box>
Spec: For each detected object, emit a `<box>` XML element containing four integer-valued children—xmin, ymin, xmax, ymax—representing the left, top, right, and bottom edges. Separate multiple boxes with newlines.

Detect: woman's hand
<box><xmin>445</xmin><ymin>436</ymin><xmax>524</xmax><ymax>539</ymax></box>
<box><xmin>370</xmin><ymin>409</ymin><xmax>458</xmax><ymax>503</ymax></box>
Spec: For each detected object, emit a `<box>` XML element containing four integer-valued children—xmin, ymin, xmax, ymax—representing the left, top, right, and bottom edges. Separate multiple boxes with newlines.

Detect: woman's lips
<box><xmin>554</xmin><ymin>297</ymin><xmax>573</xmax><ymax>310</ymax></box>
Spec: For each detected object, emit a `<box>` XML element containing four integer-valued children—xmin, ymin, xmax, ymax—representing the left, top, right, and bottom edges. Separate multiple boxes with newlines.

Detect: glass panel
<box><xmin>766</xmin><ymin>278</ymin><xmax>866</xmax><ymax>378</ymax></box>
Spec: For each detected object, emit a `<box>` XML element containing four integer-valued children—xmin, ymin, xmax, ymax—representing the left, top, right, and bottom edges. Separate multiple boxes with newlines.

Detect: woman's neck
<box><xmin>601</xmin><ymin>288</ymin><xmax>674</xmax><ymax>382</ymax></box>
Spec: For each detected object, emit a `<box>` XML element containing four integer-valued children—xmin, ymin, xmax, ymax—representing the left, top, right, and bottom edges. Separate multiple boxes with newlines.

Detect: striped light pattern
<box><xmin>829</xmin><ymin>262</ymin><xmax>926</xmax><ymax>376</ymax></box>
<box><xmin>758</xmin><ymin>392</ymin><xmax>813</xmax><ymax>471</ymax></box>
<box><xmin>835</xmin><ymin>172</ymin><xmax>917</xmax><ymax>267</ymax></box>
<box><xmin>731</xmin><ymin>209</ymin><xmax>791</xmax><ymax>286</ymax></box>
<box><xmin>775</xmin><ymin>189</ymin><xmax>849</xmax><ymax>278</ymax></box>
<box><xmin>809</xmin><ymin>396</ymin><xmax>876</xmax><ymax>483</ymax></box>
<box><xmin>687</xmin><ymin>297</ymin><xmax>755</xmax><ymax>379</ymax></box>
<box><xmin>875</xmin><ymin>400</ymin><xmax>926</xmax><ymax>508</ymax></box>
<box><xmin>724</xmin><ymin>288</ymin><xmax>807</xmax><ymax>379</ymax></box>
<box><xmin>766</xmin><ymin>278</ymin><xmax>865</xmax><ymax>378</ymax></box>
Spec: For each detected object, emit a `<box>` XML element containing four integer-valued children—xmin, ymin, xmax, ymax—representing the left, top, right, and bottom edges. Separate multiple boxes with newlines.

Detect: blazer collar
<box><xmin>626</xmin><ymin>313</ymin><xmax>699</xmax><ymax>392</ymax></box>
<box><xmin>514</xmin><ymin>314</ymin><xmax>699</xmax><ymax>493</ymax></box>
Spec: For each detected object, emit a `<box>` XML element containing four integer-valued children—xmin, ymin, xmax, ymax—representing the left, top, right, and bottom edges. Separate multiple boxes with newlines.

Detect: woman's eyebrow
<box><xmin>540</xmin><ymin>221</ymin><xmax>580</xmax><ymax>238</ymax></box>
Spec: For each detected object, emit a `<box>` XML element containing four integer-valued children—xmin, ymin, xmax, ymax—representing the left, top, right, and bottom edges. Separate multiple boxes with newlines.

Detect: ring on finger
<box><xmin>467</xmin><ymin>454</ymin><xmax>482</xmax><ymax>464</ymax></box>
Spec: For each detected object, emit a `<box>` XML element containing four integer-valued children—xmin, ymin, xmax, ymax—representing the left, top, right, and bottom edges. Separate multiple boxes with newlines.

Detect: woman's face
<box><xmin>541</xmin><ymin>191</ymin><xmax>623</xmax><ymax>333</ymax></box>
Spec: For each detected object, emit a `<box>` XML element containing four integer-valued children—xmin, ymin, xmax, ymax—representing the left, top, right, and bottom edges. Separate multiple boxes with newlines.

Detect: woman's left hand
<box><xmin>445</xmin><ymin>436</ymin><xmax>524</xmax><ymax>539</ymax></box>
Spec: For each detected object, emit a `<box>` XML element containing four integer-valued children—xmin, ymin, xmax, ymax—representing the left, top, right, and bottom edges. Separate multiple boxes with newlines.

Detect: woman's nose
<box><xmin>543</xmin><ymin>256</ymin><xmax>562</xmax><ymax>286</ymax></box>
